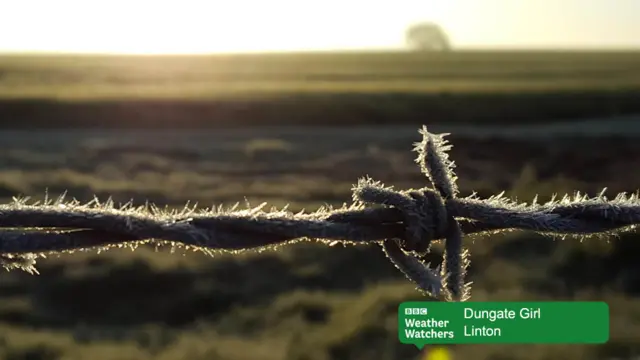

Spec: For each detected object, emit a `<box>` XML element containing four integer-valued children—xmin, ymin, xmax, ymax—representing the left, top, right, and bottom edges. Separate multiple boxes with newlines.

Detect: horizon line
<box><xmin>1</xmin><ymin>46</ymin><xmax>640</xmax><ymax>57</ymax></box>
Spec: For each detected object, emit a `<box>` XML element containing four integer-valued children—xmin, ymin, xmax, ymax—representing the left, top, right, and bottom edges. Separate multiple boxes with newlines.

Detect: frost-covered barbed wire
<box><xmin>1</xmin><ymin>126</ymin><xmax>639</xmax><ymax>302</ymax></box>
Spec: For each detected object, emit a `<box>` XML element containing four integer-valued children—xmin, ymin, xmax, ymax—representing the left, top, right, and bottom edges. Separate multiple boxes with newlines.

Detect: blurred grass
<box><xmin>1</xmin><ymin>51</ymin><xmax>640</xmax><ymax>128</ymax></box>
<box><xmin>2</xmin><ymin>51</ymin><xmax>640</xmax><ymax>99</ymax></box>
<box><xmin>0</xmin><ymin>127</ymin><xmax>639</xmax><ymax>359</ymax></box>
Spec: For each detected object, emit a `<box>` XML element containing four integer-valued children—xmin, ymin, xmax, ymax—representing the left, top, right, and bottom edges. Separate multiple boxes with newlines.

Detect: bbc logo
<box><xmin>405</xmin><ymin>307</ymin><xmax>428</xmax><ymax>315</ymax></box>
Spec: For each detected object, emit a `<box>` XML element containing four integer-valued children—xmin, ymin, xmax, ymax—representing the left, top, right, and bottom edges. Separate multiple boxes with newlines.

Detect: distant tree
<box><xmin>406</xmin><ymin>23</ymin><xmax>451</xmax><ymax>51</ymax></box>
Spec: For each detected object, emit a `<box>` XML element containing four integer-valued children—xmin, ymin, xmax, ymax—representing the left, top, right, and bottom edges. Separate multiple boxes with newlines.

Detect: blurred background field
<box><xmin>1</xmin><ymin>51</ymin><xmax>640</xmax><ymax>129</ymax></box>
<box><xmin>4</xmin><ymin>51</ymin><xmax>640</xmax><ymax>99</ymax></box>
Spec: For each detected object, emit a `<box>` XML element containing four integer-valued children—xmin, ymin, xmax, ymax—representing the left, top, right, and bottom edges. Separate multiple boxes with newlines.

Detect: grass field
<box><xmin>3</xmin><ymin>51</ymin><xmax>640</xmax><ymax>99</ymax></box>
<box><xmin>1</xmin><ymin>51</ymin><xmax>640</xmax><ymax>128</ymax></box>
<box><xmin>0</xmin><ymin>127</ymin><xmax>639</xmax><ymax>360</ymax></box>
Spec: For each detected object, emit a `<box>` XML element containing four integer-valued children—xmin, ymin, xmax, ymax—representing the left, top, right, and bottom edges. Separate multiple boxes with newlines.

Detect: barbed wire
<box><xmin>1</xmin><ymin>126</ymin><xmax>639</xmax><ymax>302</ymax></box>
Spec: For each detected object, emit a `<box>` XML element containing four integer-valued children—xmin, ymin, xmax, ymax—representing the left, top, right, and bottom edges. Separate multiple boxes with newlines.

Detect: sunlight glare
<box><xmin>1</xmin><ymin>0</ymin><xmax>639</xmax><ymax>54</ymax></box>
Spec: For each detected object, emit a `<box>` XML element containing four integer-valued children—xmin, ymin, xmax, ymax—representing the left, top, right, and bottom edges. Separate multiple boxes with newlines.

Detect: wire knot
<box><xmin>352</xmin><ymin>183</ymin><xmax>448</xmax><ymax>254</ymax></box>
<box><xmin>401</xmin><ymin>189</ymin><xmax>449</xmax><ymax>254</ymax></box>
<box><xmin>351</xmin><ymin>127</ymin><xmax>471</xmax><ymax>301</ymax></box>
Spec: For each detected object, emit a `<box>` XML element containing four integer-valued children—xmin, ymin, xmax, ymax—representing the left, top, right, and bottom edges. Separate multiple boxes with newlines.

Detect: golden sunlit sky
<box><xmin>1</xmin><ymin>0</ymin><xmax>639</xmax><ymax>54</ymax></box>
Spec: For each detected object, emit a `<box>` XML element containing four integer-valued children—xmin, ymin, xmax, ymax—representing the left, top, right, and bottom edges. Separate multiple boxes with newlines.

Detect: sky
<box><xmin>1</xmin><ymin>0</ymin><xmax>639</xmax><ymax>54</ymax></box>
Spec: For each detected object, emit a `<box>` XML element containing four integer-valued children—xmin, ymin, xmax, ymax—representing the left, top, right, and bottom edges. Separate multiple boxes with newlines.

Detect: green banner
<box><xmin>398</xmin><ymin>301</ymin><xmax>608</xmax><ymax>347</ymax></box>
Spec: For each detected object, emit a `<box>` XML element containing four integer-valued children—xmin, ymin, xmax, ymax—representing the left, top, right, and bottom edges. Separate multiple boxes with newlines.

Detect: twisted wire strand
<box><xmin>1</xmin><ymin>126</ymin><xmax>639</xmax><ymax>302</ymax></box>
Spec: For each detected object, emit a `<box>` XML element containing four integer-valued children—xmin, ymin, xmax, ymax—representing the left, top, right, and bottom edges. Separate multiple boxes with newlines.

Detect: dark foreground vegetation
<box><xmin>1</xmin><ymin>51</ymin><xmax>640</xmax><ymax>128</ymax></box>
<box><xmin>0</xmin><ymin>127</ymin><xmax>638</xmax><ymax>360</ymax></box>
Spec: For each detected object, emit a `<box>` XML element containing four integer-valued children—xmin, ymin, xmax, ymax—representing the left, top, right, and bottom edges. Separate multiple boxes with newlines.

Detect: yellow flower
<box><xmin>422</xmin><ymin>346</ymin><xmax>452</xmax><ymax>360</ymax></box>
